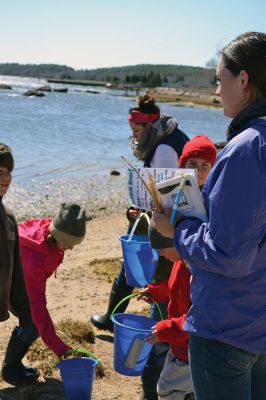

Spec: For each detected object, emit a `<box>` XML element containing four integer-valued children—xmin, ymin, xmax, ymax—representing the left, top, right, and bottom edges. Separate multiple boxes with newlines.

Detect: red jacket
<box><xmin>147</xmin><ymin>259</ymin><xmax>191</xmax><ymax>362</ymax></box>
<box><xmin>18</xmin><ymin>218</ymin><xmax>69</xmax><ymax>357</ymax></box>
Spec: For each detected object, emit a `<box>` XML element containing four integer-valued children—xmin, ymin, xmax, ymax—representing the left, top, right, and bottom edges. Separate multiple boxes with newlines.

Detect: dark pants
<box><xmin>141</xmin><ymin>301</ymin><xmax>169</xmax><ymax>397</ymax></box>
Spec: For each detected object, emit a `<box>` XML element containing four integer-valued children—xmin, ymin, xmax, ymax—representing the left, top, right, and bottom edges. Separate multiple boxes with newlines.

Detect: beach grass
<box><xmin>90</xmin><ymin>257</ymin><xmax>122</xmax><ymax>282</ymax></box>
<box><xmin>26</xmin><ymin>319</ymin><xmax>104</xmax><ymax>379</ymax></box>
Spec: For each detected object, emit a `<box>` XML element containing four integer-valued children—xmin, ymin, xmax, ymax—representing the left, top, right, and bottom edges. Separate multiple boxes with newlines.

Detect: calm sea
<box><xmin>0</xmin><ymin>75</ymin><xmax>230</xmax><ymax>188</ymax></box>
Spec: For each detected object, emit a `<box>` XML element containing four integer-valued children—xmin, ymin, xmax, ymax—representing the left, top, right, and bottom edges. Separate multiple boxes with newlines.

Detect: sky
<box><xmin>0</xmin><ymin>0</ymin><xmax>265</xmax><ymax>70</ymax></box>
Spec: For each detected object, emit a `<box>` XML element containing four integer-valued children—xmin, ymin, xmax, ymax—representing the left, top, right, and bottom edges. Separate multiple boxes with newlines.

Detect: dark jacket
<box><xmin>0</xmin><ymin>199</ymin><xmax>33</xmax><ymax>326</ymax></box>
<box><xmin>144</xmin><ymin>127</ymin><xmax>189</xmax><ymax>167</ymax></box>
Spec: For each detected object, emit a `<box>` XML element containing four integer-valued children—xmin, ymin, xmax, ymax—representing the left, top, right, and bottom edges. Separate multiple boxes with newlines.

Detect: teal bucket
<box><xmin>119</xmin><ymin>234</ymin><xmax>158</xmax><ymax>287</ymax></box>
<box><xmin>57</xmin><ymin>349</ymin><xmax>99</xmax><ymax>400</ymax></box>
<box><xmin>111</xmin><ymin>293</ymin><xmax>162</xmax><ymax>376</ymax></box>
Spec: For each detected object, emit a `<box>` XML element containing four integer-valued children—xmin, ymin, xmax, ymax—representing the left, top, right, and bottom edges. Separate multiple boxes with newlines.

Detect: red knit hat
<box><xmin>179</xmin><ymin>134</ymin><xmax>217</xmax><ymax>167</ymax></box>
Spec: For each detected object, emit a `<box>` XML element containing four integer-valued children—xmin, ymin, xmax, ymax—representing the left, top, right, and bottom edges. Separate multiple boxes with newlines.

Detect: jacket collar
<box><xmin>227</xmin><ymin>98</ymin><xmax>266</xmax><ymax>142</ymax></box>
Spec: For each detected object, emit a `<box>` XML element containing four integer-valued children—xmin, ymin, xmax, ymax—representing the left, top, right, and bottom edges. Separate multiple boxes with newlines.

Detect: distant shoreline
<box><xmin>47</xmin><ymin>78</ymin><xmax>107</xmax><ymax>87</ymax></box>
<box><xmin>46</xmin><ymin>78</ymin><xmax>222</xmax><ymax>109</ymax></box>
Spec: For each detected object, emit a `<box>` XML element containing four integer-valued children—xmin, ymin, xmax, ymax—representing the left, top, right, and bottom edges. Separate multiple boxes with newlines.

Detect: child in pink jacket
<box><xmin>19</xmin><ymin>202</ymin><xmax>88</xmax><ymax>357</ymax></box>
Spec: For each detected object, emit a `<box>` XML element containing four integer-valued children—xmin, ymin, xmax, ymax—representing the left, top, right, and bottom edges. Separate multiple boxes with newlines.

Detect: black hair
<box><xmin>129</xmin><ymin>94</ymin><xmax>160</xmax><ymax>115</ymax></box>
<box><xmin>220</xmin><ymin>31</ymin><xmax>266</xmax><ymax>98</ymax></box>
<box><xmin>0</xmin><ymin>143</ymin><xmax>14</xmax><ymax>171</ymax></box>
<box><xmin>137</xmin><ymin>94</ymin><xmax>160</xmax><ymax>114</ymax></box>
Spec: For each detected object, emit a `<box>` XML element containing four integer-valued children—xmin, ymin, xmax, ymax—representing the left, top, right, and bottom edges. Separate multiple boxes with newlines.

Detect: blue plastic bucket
<box><xmin>57</xmin><ymin>357</ymin><xmax>98</xmax><ymax>400</ymax></box>
<box><xmin>111</xmin><ymin>312</ymin><xmax>156</xmax><ymax>376</ymax></box>
<box><xmin>119</xmin><ymin>234</ymin><xmax>158</xmax><ymax>287</ymax></box>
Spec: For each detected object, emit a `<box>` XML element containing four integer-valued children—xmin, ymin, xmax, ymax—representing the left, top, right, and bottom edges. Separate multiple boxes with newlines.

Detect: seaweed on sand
<box><xmin>26</xmin><ymin>319</ymin><xmax>104</xmax><ymax>379</ymax></box>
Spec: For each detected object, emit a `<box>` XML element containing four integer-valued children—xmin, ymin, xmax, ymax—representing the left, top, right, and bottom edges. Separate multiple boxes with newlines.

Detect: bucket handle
<box><xmin>110</xmin><ymin>292</ymin><xmax>163</xmax><ymax>321</ymax></box>
<box><xmin>127</xmin><ymin>212</ymin><xmax>151</xmax><ymax>243</ymax></box>
<box><xmin>65</xmin><ymin>348</ymin><xmax>101</xmax><ymax>363</ymax></box>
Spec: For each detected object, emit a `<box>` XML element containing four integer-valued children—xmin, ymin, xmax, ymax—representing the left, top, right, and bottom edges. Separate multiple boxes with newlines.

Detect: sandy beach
<box><xmin>0</xmin><ymin>210</ymin><xmax>152</xmax><ymax>399</ymax></box>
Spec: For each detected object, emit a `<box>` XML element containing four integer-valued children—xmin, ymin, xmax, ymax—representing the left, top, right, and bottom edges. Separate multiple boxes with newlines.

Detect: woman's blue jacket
<box><xmin>174</xmin><ymin>117</ymin><xmax>266</xmax><ymax>354</ymax></box>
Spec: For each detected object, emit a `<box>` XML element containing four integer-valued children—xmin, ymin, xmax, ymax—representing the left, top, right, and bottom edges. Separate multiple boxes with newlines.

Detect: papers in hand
<box><xmin>127</xmin><ymin>167</ymin><xmax>207</xmax><ymax>222</ymax></box>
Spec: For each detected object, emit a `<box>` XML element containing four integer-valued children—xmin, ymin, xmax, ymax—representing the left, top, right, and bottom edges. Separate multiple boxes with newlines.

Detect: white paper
<box><xmin>127</xmin><ymin>167</ymin><xmax>207</xmax><ymax>222</ymax></box>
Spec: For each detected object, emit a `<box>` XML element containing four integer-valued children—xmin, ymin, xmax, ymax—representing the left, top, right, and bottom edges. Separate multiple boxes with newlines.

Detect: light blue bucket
<box><xmin>111</xmin><ymin>293</ymin><xmax>162</xmax><ymax>376</ymax></box>
<box><xmin>57</xmin><ymin>349</ymin><xmax>99</xmax><ymax>400</ymax></box>
<box><xmin>119</xmin><ymin>234</ymin><xmax>158</xmax><ymax>287</ymax></box>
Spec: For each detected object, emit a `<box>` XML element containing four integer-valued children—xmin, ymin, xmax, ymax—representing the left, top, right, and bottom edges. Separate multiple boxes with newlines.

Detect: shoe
<box><xmin>2</xmin><ymin>326</ymin><xmax>38</xmax><ymax>386</ymax></box>
<box><xmin>90</xmin><ymin>314</ymin><xmax>114</xmax><ymax>332</ymax></box>
<box><xmin>2</xmin><ymin>364</ymin><xmax>38</xmax><ymax>386</ymax></box>
<box><xmin>91</xmin><ymin>279</ymin><xmax>133</xmax><ymax>332</ymax></box>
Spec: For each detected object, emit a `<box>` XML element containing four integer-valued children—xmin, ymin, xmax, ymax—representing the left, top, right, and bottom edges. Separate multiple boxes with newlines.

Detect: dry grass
<box><xmin>148</xmin><ymin>88</ymin><xmax>223</xmax><ymax>108</ymax></box>
<box><xmin>90</xmin><ymin>257</ymin><xmax>122</xmax><ymax>282</ymax></box>
<box><xmin>26</xmin><ymin>318</ymin><xmax>104</xmax><ymax>380</ymax></box>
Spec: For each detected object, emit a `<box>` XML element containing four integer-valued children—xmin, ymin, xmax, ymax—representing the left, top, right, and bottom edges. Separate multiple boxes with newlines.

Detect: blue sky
<box><xmin>0</xmin><ymin>0</ymin><xmax>265</xmax><ymax>70</ymax></box>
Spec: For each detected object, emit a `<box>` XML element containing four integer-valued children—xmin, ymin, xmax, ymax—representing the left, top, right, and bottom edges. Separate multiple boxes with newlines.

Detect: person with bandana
<box><xmin>91</xmin><ymin>95</ymin><xmax>189</xmax><ymax>400</ymax></box>
<box><xmin>128</xmin><ymin>94</ymin><xmax>189</xmax><ymax>168</ymax></box>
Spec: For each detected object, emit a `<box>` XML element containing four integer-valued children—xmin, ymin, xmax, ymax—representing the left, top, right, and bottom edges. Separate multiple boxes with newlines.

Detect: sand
<box><xmin>0</xmin><ymin>212</ymin><xmax>149</xmax><ymax>400</ymax></box>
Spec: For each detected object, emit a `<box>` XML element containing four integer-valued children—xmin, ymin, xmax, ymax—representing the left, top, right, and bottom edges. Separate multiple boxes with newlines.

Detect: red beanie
<box><xmin>179</xmin><ymin>134</ymin><xmax>217</xmax><ymax>167</ymax></box>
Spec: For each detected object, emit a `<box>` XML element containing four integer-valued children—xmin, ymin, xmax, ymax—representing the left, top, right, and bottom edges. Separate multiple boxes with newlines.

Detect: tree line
<box><xmin>0</xmin><ymin>63</ymin><xmax>216</xmax><ymax>89</ymax></box>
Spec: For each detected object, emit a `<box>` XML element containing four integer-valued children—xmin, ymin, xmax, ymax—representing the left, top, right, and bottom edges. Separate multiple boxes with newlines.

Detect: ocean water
<box><xmin>0</xmin><ymin>75</ymin><xmax>230</xmax><ymax>188</ymax></box>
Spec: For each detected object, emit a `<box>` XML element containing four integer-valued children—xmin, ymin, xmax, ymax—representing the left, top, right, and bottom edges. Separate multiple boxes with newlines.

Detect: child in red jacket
<box><xmin>139</xmin><ymin>134</ymin><xmax>216</xmax><ymax>399</ymax></box>
<box><xmin>19</xmin><ymin>202</ymin><xmax>88</xmax><ymax>357</ymax></box>
<box><xmin>139</xmin><ymin>227</ymin><xmax>194</xmax><ymax>400</ymax></box>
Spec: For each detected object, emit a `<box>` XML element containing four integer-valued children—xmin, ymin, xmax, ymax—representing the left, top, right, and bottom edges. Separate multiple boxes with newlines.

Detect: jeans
<box><xmin>189</xmin><ymin>334</ymin><xmax>266</xmax><ymax>400</ymax></box>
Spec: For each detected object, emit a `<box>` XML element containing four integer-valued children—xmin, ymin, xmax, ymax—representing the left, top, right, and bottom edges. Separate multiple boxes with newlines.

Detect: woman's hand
<box><xmin>137</xmin><ymin>287</ymin><xmax>153</xmax><ymax>304</ymax></box>
<box><xmin>146</xmin><ymin>326</ymin><xmax>160</xmax><ymax>344</ymax></box>
<box><xmin>152</xmin><ymin>210</ymin><xmax>183</xmax><ymax>238</ymax></box>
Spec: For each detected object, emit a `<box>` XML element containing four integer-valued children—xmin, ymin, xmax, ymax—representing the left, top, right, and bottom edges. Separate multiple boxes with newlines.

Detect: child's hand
<box><xmin>152</xmin><ymin>210</ymin><xmax>183</xmax><ymax>238</ymax></box>
<box><xmin>137</xmin><ymin>287</ymin><xmax>153</xmax><ymax>304</ymax></box>
<box><xmin>59</xmin><ymin>348</ymin><xmax>73</xmax><ymax>359</ymax></box>
<box><xmin>127</xmin><ymin>207</ymin><xmax>141</xmax><ymax>222</ymax></box>
<box><xmin>146</xmin><ymin>326</ymin><xmax>159</xmax><ymax>344</ymax></box>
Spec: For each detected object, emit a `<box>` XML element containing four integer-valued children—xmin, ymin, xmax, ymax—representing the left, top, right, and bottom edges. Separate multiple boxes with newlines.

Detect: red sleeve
<box><xmin>156</xmin><ymin>314</ymin><xmax>188</xmax><ymax>344</ymax></box>
<box><xmin>23</xmin><ymin>261</ymin><xmax>69</xmax><ymax>357</ymax></box>
<box><xmin>147</xmin><ymin>279</ymin><xmax>170</xmax><ymax>303</ymax></box>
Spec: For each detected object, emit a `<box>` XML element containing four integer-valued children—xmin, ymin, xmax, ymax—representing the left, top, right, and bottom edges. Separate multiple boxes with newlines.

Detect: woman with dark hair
<box><xmin>91</xmin><ymin>95</ymin><xmax>189</xmax><ymax>332</ymax></box>
<box><xmin>91</xmin><ymin>95</ymin><xmax>189</xmax><ymax>400</ymax></box>
<box><xmin>128</xmin><ymin>95</ymin><xmax>189</xmax><ymax>168</ymax></box>
<box><xmin>153</xmin><ymin>31</ymin><xmax>266</xmax><ymax>400</ymax></box>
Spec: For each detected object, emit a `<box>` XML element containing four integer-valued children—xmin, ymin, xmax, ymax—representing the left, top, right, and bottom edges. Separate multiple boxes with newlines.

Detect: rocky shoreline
<box><xmin>1</xmin><ymin>79</ymin><xmax>222</xmax><ymax>109</ymax></box>
<box><xmin>4</xmin><ymin>174</ymin><xmax>129</xmax><ymax>222</ymax></box>
<box><xmin>146</xmin><ymin>88</ymin><xmax>222</xmax><ymax>109</ymax></box>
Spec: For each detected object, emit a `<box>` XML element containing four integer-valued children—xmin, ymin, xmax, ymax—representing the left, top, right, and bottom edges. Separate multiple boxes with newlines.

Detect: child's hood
<box><xmin>18</xmin><ymin>218</ymin><xmax>55</xmax><ymax>255</ymax></box>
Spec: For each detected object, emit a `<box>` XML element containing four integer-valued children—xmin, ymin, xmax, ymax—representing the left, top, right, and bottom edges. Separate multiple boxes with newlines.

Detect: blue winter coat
<box><xmin>174</xmin><ymin>117</ymin><xmax>266</xmax><ymax>354</ymax></box>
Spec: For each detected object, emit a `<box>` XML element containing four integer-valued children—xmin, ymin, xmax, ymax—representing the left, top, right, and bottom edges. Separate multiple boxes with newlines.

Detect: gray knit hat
<box><xmin>50</xmin><ymin>202</ymin><xmax>87</xmax><ymax>247</ymax></box>
<box><xmin>148</xmin><ymin>222</ymin><xmax>174</xmax><ymax>249</ymax></box>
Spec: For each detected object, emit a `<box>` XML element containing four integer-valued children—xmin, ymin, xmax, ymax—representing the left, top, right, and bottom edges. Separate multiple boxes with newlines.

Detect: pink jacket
<box><xmin>18</xmin><ymin>218</ymin><xmax>69</xmax><ymax>357</ymax></box>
